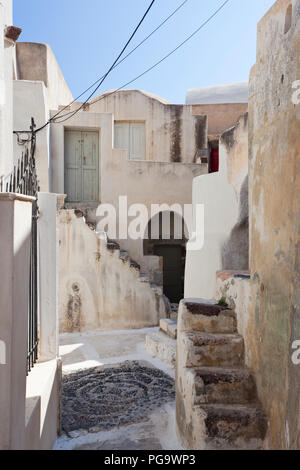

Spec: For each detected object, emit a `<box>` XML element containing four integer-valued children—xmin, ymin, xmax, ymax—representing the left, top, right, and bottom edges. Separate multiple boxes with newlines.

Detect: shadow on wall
<box><xmin>222</xmin><ymin>175</ymin><xmax>249</xmax><ymax>270</ymax></box>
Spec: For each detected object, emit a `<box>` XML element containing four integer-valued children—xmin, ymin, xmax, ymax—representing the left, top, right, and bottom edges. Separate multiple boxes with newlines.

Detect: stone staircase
<box><xmin>105</xmin><ymin>239</ymin><xmax>170</xmax><ymax>313</ymax></box>
<box><xmin>176</xmin><ymin>299</ymin><xmax>268</xmax><ymax>450</ymax></box>
<box><xmin>66</xmin><ymin>209</ymin><xmax>170</xmax><ymax>329</ymax></box>
<box><xmin>146</xmin><ymin>318</ymin><xmax>177</xmax><ymax>367</ymax></box>
<box><xmin>85</xmin><ymin>214</ymin><xmax>171</xmax><ymax>314</ymax></box>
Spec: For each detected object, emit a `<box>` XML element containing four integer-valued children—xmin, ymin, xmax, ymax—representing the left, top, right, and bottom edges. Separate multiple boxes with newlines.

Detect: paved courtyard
<box><xmin>54</xmin><ymin>328</ymin><xmax>182</xmax><ymax>450</ymax></box>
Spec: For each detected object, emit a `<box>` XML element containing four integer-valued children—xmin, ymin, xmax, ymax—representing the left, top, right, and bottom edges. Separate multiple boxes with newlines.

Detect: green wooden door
<box><xmin>65</xmin><ymin>130</ymin><xmax>99</xmax><ymax>203</ymax></box>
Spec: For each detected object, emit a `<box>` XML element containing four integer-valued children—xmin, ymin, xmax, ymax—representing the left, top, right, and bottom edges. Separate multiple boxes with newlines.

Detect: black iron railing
<box><xmin>3</xmin><ymin>118</ymin><xmax>40</xmax><ymax>373</ymax></box>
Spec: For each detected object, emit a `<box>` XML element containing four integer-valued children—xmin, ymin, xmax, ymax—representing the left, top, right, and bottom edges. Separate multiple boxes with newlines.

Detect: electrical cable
<box><xmin>50</xmin><ymin>0</ymin><xmax>190</xmax><ymax>123</ymax></box>
<box><xmin>54</xmin><ymin>0</ymin><xmax>230</xmax><ymax>124</ymax></box>
<box><xmin>34</xmin><ymin>0</ymin><xmax>156</xmax><ymax>133</ymax></box>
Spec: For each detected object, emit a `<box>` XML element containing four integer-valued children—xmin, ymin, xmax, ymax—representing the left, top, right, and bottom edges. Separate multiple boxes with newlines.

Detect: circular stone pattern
<box><xmin>62</xmin><ymin>361</ymin><xmax>175</xmax><ymax>433</ymax></box>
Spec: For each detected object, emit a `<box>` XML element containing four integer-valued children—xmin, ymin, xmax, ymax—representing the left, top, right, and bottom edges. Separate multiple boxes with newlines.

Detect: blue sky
<box><xmin>13</xmin><ymin>0</ymin><xmax>275</xmax><ymax>104</ymax></box>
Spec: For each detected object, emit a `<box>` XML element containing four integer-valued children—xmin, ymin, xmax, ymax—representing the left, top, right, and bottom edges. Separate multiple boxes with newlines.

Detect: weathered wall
<box><xmin>184</xmin><ymin>113</ymin><xmax>249</xmax><ymax>299</ymax></box>
<box><xmin>25</xmin><ymin>359</ymin><xmax>61</xmax><ymax>450</ymax></box>
<box><xmin>66</xmin><ymin>89</ymin><xmax>208</xmax><ymax>164</ymax></box>
<box><xmin>221</xmin><ymin>115</ymin><xmax>249</xmax><ymax>271</ymax></box>
<box><xmin>245</xmin><ymin>0</ymin><xmax>300</xmax><ymax>449</ymax></box>
<box><xmin>101</xmin><ymin>153</ymin><xmax>207</xmax><ymax>269</ymax></box>
<box><xmin>215</xmin><ymin>271</ymin><xmax>253</xmax><ymax>367</ymax></box>
<box><xmin>15</xmin><ymin>42</ymin><xmax>73</xmax><ymax>110</ymax></box>
<box><xmin>51</xmin><ymin>110</ymin><xmax>207</xmax><ymax>273</ymax></box>
<box><xmin>58</xmin><ymin>210</ymin><xmax>167</xmax><ymax>332</ymax></box>
<box><xmin>13</xmin><ymin>42</ymin><xmax>73</xmax><ymax>192</ymax></box>
<box><xmin>0</xmin><ymin>0</ymin><xmax>13</xmax><ymax>182</ymax></box>
<box><xmin>192</xmin><ymin>103</ymin><xmax>248</xmax><ymax>137</ymax></box>
<box><xmin>13</xmin><ymin>80</ymin><xmax>50</xmax><ymax>191</ymax></box>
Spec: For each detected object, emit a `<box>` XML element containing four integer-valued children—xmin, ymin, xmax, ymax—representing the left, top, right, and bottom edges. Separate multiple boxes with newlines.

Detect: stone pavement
<box><xmin>54</xmin><ymin>328</ymin><xmax>182</xmax><ymax>450</ymax></box>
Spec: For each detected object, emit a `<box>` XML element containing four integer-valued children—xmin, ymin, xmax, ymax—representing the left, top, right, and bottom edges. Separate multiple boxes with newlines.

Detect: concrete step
<box><xmin>145</xmin><ymin>330</ymin><xmax>176</xmax><ymax>367</ymax></box>
<box><xmin>178</xmin><ymin>299</ymin><xmax>237</xmax><ymax>335</ymax></box>
<box><xmin>139</xmin><ymin>274</ymin><xmax>150</xmax><ymax>283</ymax></box>
<box><xmin>151</xmin><ymin>284</ymin><xmax>163</xmax><ymax>296</ymax></box>
<box><xmin>198</xmin><ymin>404</ymin><xmax>267</xmax><ymax>450</ymax></box>
<box><xmin>106</xmin><ymin>241</ymin><xmax>120</xmax><ymax>252</ymax></box>
<box><xmin>192</xmin><ymin>367</ymin><xmax>257</xmax><ymax>405</ymax></box>
<box><xmin>160</xmin><ymin>318</ymin><xmax>177</xmax><ymax>339</ymax></box>
<box><xmin>119</xmin><ymin>251</ymin><xmax>130</xmax><ymax>263</ymax></box>
<box><xmin>130</xmin><ymin>260</ymin><xmax>140</xmax><ymax>271</ymax></box>
<box><xmin>170</xmin><ymin>303</ymin><xmax>179</xmax><ymax>319</ymax></box>
<box><xmin>180</xmin><ymin>331</ymin><xmax>244</xmax><ymax>368</ymax></box>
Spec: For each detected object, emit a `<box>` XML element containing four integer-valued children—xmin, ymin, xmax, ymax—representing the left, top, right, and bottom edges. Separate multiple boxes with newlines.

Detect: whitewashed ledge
<box><xmin>0</xmin><ymin>192</ymin><xmax>36</xmax><ymax>202</ymax></box>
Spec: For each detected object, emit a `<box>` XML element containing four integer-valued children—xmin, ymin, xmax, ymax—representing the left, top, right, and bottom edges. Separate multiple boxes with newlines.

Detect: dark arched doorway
<box><xmin>143</xmin><ymin>211</ymin><xmax>187</xmax><ymax>304</ymax></box>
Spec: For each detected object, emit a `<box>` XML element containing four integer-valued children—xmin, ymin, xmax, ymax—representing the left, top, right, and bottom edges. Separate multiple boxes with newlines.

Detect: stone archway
<box><xmin>143</xmin><ymin>211</ymin><xmax>187</xmax><ymax>304</ymax></box>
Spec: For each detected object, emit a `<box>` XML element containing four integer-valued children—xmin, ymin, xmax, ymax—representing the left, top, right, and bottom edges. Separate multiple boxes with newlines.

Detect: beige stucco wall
<box><xmin>215</xmin><ymin>272</ymin><xmax>254</xmax><ymax>368</ymax></box>
<box><xmin>184</xmin><ymin>113</ymin><xmax>249</xmax><ymax>299</ymax></box>
<box><xmin>13</xmin><ymin>42</ymin><xmax>73</xmax><ymax>192</ymax></box>
<box><xmin>16</xmin><ymin>42</ymin><xmax>73</xmax><ymax>110</ymax></box>
<box><xmin>215</xmin><ymin>0</ymin><xmax>300</xmax><ymax>450</ymax></box>
<box><xmin>58</xmin><ymin>210</ymin><xmax>167</xmax><ymax>331</ymax></box>
<box><xmin>13</xmin><ymin>80</ymin><xmax>50</xmax><ymax>191</ymax></box>
<box><xmin>245</xmin><ymin>0</ymin><xmax>300</xmax><ymax>449</ymax></box>
<box><xmin>101</xmin><ymin>154</ymin><xmax>207</xmax><ymax>268</ymax></box>
<box><xmin>25</xmin><ymin>359</ymin><xmax>60</xmax><ymax>450</ymax></box>
<box><xmin>64</xmin><ymin>90</ymin><xmax>208</xmax><ymax>164</ymax></box>
<box><xmin>0</xmin><ymin>0</ymin><xmax>13</xmax><ymax>182</ymax></box>
<box><xmin>0</xmin><ymin>194</ymin><xmax>33</xmax><ymax>450</ymax></box>
<box><xmin>50</xmin><ymin>110</ymin><xmax>207</xmax><ymax>270</ymax></box>
<box><xmin>192</xmin><ymin>103</ymin><xmax>248</xmax><ymax>137</ymax></box>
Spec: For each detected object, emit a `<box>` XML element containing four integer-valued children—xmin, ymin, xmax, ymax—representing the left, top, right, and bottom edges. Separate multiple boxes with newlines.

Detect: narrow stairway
<box><xmin>176</xmin><ymin>299</ymin><xmax>268</xmax><ymax>450</ymax></box>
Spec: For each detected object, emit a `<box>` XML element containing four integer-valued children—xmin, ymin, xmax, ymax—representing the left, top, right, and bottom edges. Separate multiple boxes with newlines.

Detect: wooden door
<box><xmin>65</xmin><ymin>130</ymin><xmax>99</xmax><ymax>203</ymax></box>
<box><xmin>154</xmin><ymin>245</ymin><xmax>184</xmax><ymax>303</ymax></box>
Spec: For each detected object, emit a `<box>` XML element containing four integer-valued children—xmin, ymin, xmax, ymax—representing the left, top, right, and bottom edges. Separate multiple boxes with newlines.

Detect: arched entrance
<box><xmin>143</xmin><ymin>211</ymin><xmax>187</xmax><ymax>304</ymax></box>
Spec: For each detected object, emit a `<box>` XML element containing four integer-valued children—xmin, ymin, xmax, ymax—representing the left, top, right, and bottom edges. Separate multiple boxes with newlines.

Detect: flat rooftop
<box><xmin>186</xmin><ymin>82</ymin><xmax>248</xmax><ymax>105</ymax></box>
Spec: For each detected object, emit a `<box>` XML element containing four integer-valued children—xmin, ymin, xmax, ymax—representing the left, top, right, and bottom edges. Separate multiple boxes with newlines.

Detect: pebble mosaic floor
<box><xmin>62</xmin><ymin>360</ymin><xmax>175</xmax><ymax>434</ymax></box>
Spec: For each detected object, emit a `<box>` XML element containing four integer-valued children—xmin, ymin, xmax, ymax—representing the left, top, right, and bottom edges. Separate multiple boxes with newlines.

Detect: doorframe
<box><xmin>63</xmin><ymin>126</ymin><xmax>101</xmax><ymax>204</ymax></box>
<box><xmin>153</xmin><ymin>243</ymin><xmax>186</xmax><ymax>303</ymax></box>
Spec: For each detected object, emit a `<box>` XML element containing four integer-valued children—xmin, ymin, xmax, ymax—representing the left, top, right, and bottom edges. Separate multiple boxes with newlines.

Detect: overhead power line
<box><xmin>35</xmin><ymin>0</ymin><xmax>156</xmax><ymax>133</ymax></box>
<box><xmin>54</xmin><ymin>0</ymin><xmax>231</xmax><ymax>124</ymax></box>
<box><xmin>50</xmin><ymin>0</ymin><xmax>190</xmax><ymax>123</ymax></box>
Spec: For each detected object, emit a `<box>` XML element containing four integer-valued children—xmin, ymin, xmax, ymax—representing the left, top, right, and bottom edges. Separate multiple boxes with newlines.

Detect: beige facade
<box><xmin>186</xmin><ymin>82</ymin><xmax>248</xmax><ymax>138</ymax></box>
<box><xmin>12</xmin><ymin>42</ymin><xmax>73</xmax><ymax>192</ymax></box>
<box><xmin>49</xmin><ymin>89</ymin><xmax>208</xmax><ymax>313</ymax></box>
<box><xmin>58</xmin><ymin>209</ymin><xmax>168</xmax><ymax>332</ymax></box>
<box><xmin>0</xmin><ymin>0</ymin><xmax>14</xmax><ymax>184</ymax></box>
<box><xmin>185</xmin><ymin>112</ymin><xmax>249</xmax><ymax>299</ymax></box>
<box><xmin>2</xmin><ymin>0</ymin><xmax>300</xmax><ymax>452</ymax></box>
<box><xmin>191</xmin><ymin>103</ymin><xmax>248</xmax><ymax>137</ymax></box>
<box><xmin>178</xmin><ymin>0</ymin><xmax>300</xmax><ymax>451</ymax></box>
<box><xmin>246</xmin><ymin>0</ymin><xmax>300</xmax><ymax>449</ymax></box>
<box><xmin>0</xmin><ymin>20</ymin><xmax>62</xmax><ymax>449</ymax></box>
<box><xmin>72</xmin><ymin>89</ymin><xmax>207</xmax><ymax>164</ymax></box>
<box><xmin>16</xmin><ymin>42</ymin><xmax>73</xmax><ymax>110</ymax></box>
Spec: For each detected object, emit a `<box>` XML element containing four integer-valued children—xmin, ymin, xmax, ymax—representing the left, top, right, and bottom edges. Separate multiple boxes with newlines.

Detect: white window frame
<box><xmin>114</xmin><ymin>121</ymin><xmax>146</xmax><ymax>161</ymax></box>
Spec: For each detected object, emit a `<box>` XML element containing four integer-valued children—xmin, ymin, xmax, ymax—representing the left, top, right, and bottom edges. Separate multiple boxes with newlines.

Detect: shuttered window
<box><xmin>114</xmin><ymin>122</ymin><xmax>146</xmax><ymax>161</ymax></box>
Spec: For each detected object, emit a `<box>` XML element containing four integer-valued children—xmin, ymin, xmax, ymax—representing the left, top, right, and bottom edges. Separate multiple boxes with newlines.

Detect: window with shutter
<box><xmin>114</xmin><ymin>122</ymin><xmax>146</xmax><ymax>161</ymax></box>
